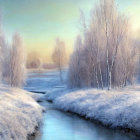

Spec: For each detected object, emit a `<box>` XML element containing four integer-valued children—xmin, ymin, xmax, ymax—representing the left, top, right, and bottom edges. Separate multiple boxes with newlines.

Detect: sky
<box><xmin>0</xmin><ymin>0</ymin><xmax>140</xmax><ymax>61</ymax></box>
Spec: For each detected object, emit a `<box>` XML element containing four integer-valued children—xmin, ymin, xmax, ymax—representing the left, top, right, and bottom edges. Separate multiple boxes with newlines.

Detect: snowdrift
<box><xmin>46</xmin><ymin>86</ymin><xmax>140</xmax><ymax>134</ymax></box>
<box><xmin>0</xmin><ymin>86</ymin><xmax>43</xmax><ymax>140</ymax></box>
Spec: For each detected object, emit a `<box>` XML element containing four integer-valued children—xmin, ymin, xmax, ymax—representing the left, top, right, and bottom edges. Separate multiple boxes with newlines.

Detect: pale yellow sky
<box><xmin>0</xmin><ymin>0</ymin><xmax>139</xmax><ymax>62</ymax></box>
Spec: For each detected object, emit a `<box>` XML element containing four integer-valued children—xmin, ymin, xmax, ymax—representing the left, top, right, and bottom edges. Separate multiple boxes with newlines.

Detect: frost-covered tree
<box><xmin>68</xmin><ymin>0</ymin><xmax>138</xmax><ymax>89</ymax></box>
<box><xmin>68</xmin><ymin>35</ymin><xmax>83</xmax><ymax>87</ymax></box>
<box><xmin>0</xmin><ymin>34</ymin><xmax>4</xmax><ymax>81</ymax></box>
<box><xmin>9</xmin><ymin>33</ymin><xmax>26</xmax><ymax>87</ymax></box>
<box><xmin>0</xmin><ymin>27</ymin><xmax>4</xmax><ymax>81</ymax></box>
<box><xmin>0</xmin><ymin>34</ymin><xmax>11</xmax><ymax>81</ymax></box>
<box><xmin>0</xmin><ymin>16</ymin><xmax>11</xmax><ymax>83</ymax></box>
<box><xmin>52</xmin><ymin>38</ymin><xmax>67</xmax><ymax>82</ymax></box>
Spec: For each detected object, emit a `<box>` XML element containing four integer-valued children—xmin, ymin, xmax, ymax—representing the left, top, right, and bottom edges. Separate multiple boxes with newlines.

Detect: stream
<box><xmin>25</xmin><ymin>71</ymin><xmax>140</xmax><ymax>140</ymax></box>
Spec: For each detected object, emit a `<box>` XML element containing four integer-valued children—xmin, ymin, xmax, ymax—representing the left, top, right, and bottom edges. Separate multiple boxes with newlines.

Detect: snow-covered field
<box><xmin>0</xmin><ymin>86</ymin><xmax>43</xmax><ymax>140</ymax></box>
<box><xmin>45</xmin><ymin>84</ymin><xmax>140</xmax><ymax>134</ymax></box>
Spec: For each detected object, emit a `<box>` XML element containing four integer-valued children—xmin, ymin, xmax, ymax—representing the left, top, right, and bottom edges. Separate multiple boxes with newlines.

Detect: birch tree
<box><xmin>68</xmin><ymin>0</ymin><xmax>138</xmax><ymax>89</ymax></box>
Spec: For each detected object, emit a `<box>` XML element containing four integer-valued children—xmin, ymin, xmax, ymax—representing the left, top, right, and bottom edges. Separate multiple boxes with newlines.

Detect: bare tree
<box><xmin>52</xmin><ymin>38</ymin><xmax>67</xmax><ymax>82</ymax></box>
<box><xmin>9</xmin><ymin>33</ymin><xmax>26</xmax><ymax>87</ymax></box>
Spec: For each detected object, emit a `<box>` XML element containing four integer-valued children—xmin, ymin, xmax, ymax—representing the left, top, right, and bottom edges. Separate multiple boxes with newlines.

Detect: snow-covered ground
<box><xmin>0</xmin><ymin>86</ymin><xmax>43</xmax><ymax>140</ymax></box>
<box><xmin>25</xmin><ymin>70</ymin><xmax>140</xmax><ymax>135</ymax></box>
<box><xmin>45</xmin><ymin>80</ymin><xmax>140</xmax><ymax>134</ymax></box>
<box><xmin>24</xmin><ymin>69</ymin><xmax>67</xmax><ymax>92</ymax></box>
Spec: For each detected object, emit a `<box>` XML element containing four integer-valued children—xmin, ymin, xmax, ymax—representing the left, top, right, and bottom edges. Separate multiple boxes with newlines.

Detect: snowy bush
<box><xmin>0</xmin><ymin>86</ymin><xmax>43</xmax><ymax>140</ymax></box>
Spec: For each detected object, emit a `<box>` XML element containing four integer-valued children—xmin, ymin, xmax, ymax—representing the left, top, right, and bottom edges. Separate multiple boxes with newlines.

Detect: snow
<box><xmin>24</xmin><ymin>69</ymin><xmax>67</xmax><ymax>92</ymax></box>
<box><xmin>24</xmin><ymin>69</ymin><xmax>68</xmax><ymax>101</ymax></box>
<box><xmin>0</xmin><ymin>85</ymin><xmax>43</xmax><ymax>140</ymax></box>
<box><xmin>46</xmin><ymin>86</ymin><xmax>140</xmax><ymax>133</ymax></box>
<box><xmin>24</xmin><ymin>70</ymin><xmax>140</xmax><ymax>134</ymax></box>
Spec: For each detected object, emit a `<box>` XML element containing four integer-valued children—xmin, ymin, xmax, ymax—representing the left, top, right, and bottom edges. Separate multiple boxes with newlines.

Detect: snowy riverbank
<box><xmin>0</xmin><ymin>86</ymin><xmax>43</xmax><ymax>140</ymax></box>
<box><xmin>45</xmin><ymin>85</ymin><xmax>140</xmax><ymax>135</ymax></box>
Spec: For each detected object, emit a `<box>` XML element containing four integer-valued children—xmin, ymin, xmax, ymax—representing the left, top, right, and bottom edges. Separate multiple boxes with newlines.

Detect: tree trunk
<box><xmin>109</xmin><ymin>71</ymin><xmax>112</xmax><ymax>90</ymax></box>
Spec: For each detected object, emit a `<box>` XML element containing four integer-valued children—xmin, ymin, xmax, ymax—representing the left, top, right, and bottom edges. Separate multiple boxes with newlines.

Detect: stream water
<box><xmin>25</xmin><ymin>71</ymin><xmax>140</xmax><ymax>140</ymax></box>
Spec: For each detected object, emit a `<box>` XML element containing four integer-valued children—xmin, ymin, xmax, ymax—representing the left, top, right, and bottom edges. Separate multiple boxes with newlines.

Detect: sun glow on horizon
<box><xmin>0</xmin><ymin>0</ymin><xmax>139</xmax><ymax>62</ymax></box>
